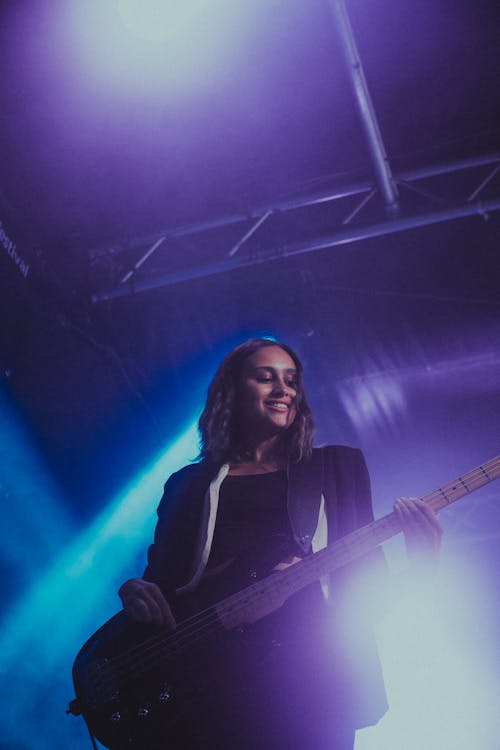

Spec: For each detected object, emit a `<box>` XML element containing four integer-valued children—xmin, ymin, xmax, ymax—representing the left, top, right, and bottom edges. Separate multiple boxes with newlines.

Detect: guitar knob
<box><xmin>159</xmin><ymin>687</ymin><xmax>173</xmax><ymax>702</ymax></box>
<box><xmin>137</xmin><ymin>707</ymin><xmax>150</xmax><ymax>718</ymax></box>
<box><xmin>110</xmin><ymin>711</ymin><xmax>121</xmax><ymax>722</ymax></box>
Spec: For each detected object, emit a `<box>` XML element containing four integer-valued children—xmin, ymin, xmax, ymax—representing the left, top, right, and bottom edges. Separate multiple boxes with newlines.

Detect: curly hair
<box><xmin>198</xmin><ymin>338</ymin><xmax>314</xmax><ymax>465</ymax></box>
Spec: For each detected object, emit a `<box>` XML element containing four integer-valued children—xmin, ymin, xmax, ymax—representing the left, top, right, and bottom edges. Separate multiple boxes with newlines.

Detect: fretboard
<box><xmin>217</xmin><ymin>455</ymin><xmax>500</xmax><ymax>628</ymax></box>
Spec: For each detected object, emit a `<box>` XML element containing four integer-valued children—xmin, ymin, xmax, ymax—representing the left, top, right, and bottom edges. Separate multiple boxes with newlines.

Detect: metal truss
<box><xmin>90</xmin><ymin>153</ymin><xmax>500</xmax><ymax>303</ymax></box>
<box><xmin>88</xmin><ymin>0</ymin><xmax>500</xmax><ymax>303</ymax></box>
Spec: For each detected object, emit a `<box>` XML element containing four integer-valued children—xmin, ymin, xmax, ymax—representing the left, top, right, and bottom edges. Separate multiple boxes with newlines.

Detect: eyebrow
<box><xmin>253</xmin><ymin>366</ymin><xmax>297</xmax><ymax>374</ymax></box>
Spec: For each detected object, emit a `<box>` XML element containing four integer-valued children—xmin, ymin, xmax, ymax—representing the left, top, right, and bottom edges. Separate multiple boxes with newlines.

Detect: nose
<box><xmin>272</xmin><ymin>379</ymin><xmax>289</xmax><ymax>397</ymax></box>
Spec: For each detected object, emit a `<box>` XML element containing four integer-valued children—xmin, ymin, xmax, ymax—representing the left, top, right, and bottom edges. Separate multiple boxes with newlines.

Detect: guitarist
<box><xmin>118</xmin><ymin>338</ymin><xmax>442</xmax><ymax>750</ymax></box>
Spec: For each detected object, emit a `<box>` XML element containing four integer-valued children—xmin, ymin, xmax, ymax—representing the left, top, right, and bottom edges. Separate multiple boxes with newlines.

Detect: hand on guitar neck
<box><xmin>393</xmin><ymin>497</ymin><xmax>443</xmax><ymax>574</ymax></box>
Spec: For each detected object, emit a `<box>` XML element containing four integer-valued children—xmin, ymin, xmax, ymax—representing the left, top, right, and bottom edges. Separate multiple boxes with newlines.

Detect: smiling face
<box><xmin>236</xmin><ymin>345</ymin><xmax>299</xmax><ymax>440</ymax></box>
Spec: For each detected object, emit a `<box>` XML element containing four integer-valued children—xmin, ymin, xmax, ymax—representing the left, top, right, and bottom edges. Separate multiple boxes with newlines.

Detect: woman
<box><xmin>119</xmin><ymin>338</ymin><xmax>442</xmax><ymax>750</ymax></box>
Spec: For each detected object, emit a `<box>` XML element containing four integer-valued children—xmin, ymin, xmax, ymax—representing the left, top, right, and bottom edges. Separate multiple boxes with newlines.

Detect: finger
<box><xmin>395</xmin><ymin>499</ymin><xmax>440</xmax><ymax>531</ymax></box>
<box><xmin>147</xmin><ymin>588</ymin><xmax>176</xmax><ymax>629</ymax></box>
<box><xmin>140</xmin><ymin>593</ymin><xmax>164</xmax><ymax>624</ymax></box>
<box><xmin>406</xmin><ymin>501</ymin><xmax>443</xmax><ymax>539</ymax></box>
<box><xmin>396</xmin><ymin>510</ymin><xmax>443</xmax><ymax>568</ymax></box>
<box><xmin>118</xmin><ymin>577</ymin><xmax>143</xmax><ymax>601</ymax></box>
<box><xmin>394</xmin><ymin>499</ymin><xmax>422</xmax><ymax>531</ymax></box>
<box><xmin>124</xmin><ymin>592</ymin><xmax>167</xmax><ymax>626</ymax></box>
<box><xmin>414</xmin><ymin>502</ymin><xmax>443</xmax><ymax>536</ymax></box>
<box><xmin>120</xmin><ymin>580</ymin><xmax>176</xmax><ymax>628</ymax></box>
<box><xmin>124</xmin><ymin>597</ymin><xmax>154</xmax><ymax>623</ymax></box>
<box><xmin>394</xmin><ymin>499</ymin><xmax>442</xmax><ymax>544</ymax></box>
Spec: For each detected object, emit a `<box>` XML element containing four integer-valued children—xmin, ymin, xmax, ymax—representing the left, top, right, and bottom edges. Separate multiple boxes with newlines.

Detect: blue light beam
<box><xmin>0</xmin><ymin>419</ymin><xmax>199</xmax><ymax>673</ymax></box>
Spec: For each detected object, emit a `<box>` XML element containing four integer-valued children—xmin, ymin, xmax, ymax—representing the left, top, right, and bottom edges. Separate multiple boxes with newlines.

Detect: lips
<box><xmin>265</xmin><ymin>400</ymin><xmax>290</xmax><ymax>411</ymax></box>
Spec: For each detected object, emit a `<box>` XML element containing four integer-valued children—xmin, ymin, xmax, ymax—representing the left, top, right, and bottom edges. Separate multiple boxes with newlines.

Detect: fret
<box><xmin>479</xmin><ymin>464</ymin><xmax>491</xmax><ymax>481</ymax></box>
<box><xmin>437</xmin><ymin>486</ymin><xmax>451</xmax><ymax>506</ymax></box>
<box><xmin>424</xmin><ymin>457</ymin><xmax>499</xmax><ymax>512</ymax></box>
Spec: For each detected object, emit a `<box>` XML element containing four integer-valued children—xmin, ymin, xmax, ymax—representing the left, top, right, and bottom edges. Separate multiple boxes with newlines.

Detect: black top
<box><xmin>206</xmin><ymin>470</ymin><xmax>299</xmax><ymax>577</ymax></box>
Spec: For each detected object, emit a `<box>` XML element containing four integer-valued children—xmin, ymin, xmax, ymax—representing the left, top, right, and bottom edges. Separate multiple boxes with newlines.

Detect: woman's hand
<box><xmin>118</xmin><ymin>578</ymin><xmax>177</xmax><ymax>629</ymax></box>
<box><xmin>394</xmin><ymin>498</ymin><xmax>443</xmax><ymax>574</ymax></box>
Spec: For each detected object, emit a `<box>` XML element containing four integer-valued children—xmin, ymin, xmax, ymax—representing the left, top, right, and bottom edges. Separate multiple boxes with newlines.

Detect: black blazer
<box><xmin>144</xmin><ymin>445</ymin><xmax>389</xmax><ymax>728</ymax></box>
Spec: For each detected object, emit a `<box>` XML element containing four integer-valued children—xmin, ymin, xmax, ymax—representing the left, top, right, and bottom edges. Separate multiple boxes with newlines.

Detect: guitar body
<box><xmin>72</xmin><ymin>607</ymin><xmax>263</xmax><ymax>749</ymax></box>
<box><xmin>72</xmin><ymin>559</ymin><xmax>289</xmax><ymax>750</ymax></box>
<box><xmin>74</xmin><ymin>612</ymin><xmax>174</xmax><ymax>748</ymax></box>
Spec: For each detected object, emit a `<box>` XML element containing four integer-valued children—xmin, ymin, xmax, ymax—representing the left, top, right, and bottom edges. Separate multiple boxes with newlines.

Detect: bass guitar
<box><xmin>69</xmin><ymin>456</ymin><xmax>499</xmax><ymax>748</ymax></box>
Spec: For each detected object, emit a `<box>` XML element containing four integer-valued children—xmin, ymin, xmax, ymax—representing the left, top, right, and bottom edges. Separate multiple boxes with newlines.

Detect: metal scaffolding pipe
<box><xmin>399</xmin><ymin>153</ymin><xmax>500</xmax><ymax>183</ymax></box>
<box><xmin>88</xmin><ymin>153</ymin><xmax>500</xmax><ymax>260</ymax></box>
<box><xmin>328</xmin><ymin>0</ymin><xmax>399</xmax><ymax>214</ymax></box>
<box><xmin>88</xmin><ymin>180</ymin><xmax>374</xmax><ymax>259</ymax></box>
<box><xmin>91</xmin><ymin>197</ymin><xmax>500</xmax><ymax>302</ymax></box>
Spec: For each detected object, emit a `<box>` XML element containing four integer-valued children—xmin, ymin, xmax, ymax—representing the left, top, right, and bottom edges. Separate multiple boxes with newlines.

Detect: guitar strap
<box><xmin>287</xmin><ymin>446</ymin><xmax>330</xmax><ymax>556</ymax></box>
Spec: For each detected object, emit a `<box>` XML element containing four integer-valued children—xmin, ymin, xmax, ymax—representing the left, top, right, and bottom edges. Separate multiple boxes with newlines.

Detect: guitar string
<box><xmin>92</xmin><ymin>512</ymin><xmax>398</xmax><ymax>689</ymax></box>
<box><xmin>91</xmin><ymin>459</ymin><xmax>500</xmax><ymax>695</ymax></box>
<box><xmin>90</xmin><ymin>459</ymin><xmax>500</xmax><ymax>697</ymax></box>
<box><xmin>101</xmin><ymin>452</ymin><xmax>500</xmax><ymax>674</ymax></box>
<box><xmin>106</xmin><ymin>455</ymin><xmax>499</xmax><ymax>669</ymax></box>
<box><xmin>91</xmin><ymin>458</ymin><xmax>500</xmax><ymax>695</ymax></box>
<box><xmin>90</xmin><ymin>528</ymin><xmax>381</xmax><ymax>694</ymax></box>
<box><xmin>91</xmin><ymin>496</ymin><xmax>499</xmax><ymax>695</ymax></box>
<box><xmin>96</xmin><ymin>511</ymin><xmax>404</xmax><ymax>686</ymax></box>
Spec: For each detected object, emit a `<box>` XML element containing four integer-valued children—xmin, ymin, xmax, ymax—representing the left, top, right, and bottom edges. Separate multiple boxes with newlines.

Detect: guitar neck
<box><xmin>217</xmin><ymin>455</ymin><xmax>500</xmax><ymax>627</ymax></box>
<box><xmin>420</xmin><ymin>457</ymin><xmax>500</xmax><ymax>512</ymax></box>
